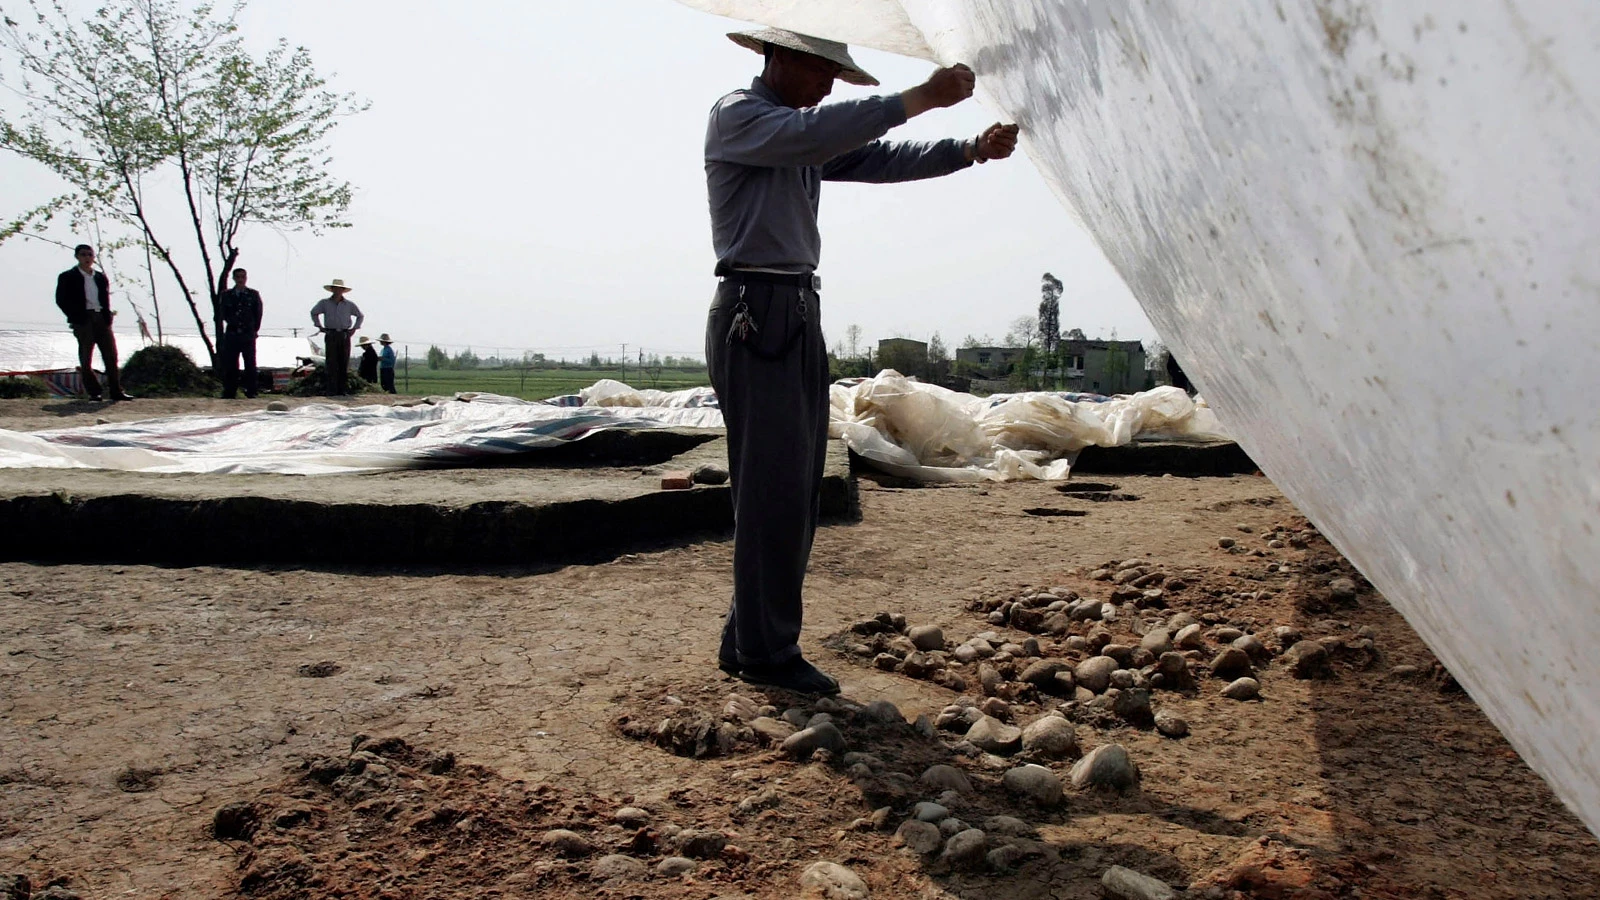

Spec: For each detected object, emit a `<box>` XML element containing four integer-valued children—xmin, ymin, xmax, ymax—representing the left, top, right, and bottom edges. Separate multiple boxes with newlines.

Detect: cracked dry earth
<box><xmin>2</xmin><ymin>470</ymin><xmax>1598</xmax><ymax>899</ymax></box>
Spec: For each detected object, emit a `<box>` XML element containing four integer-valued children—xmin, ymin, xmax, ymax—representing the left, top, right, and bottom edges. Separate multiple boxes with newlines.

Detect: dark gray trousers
<box><xmin>705</xmin><ymin>279</ymin><xmax>829</xmax><ymax>667</ymax></box>
<box><xmin>71</xmin><ymin>313</ymin><xmax>121</xmax><ymax>397</ymax></box>
<box><xmin>324</xmin><ymin>330</ymin><xmax>351</xmax><ymax>395</ymax></box>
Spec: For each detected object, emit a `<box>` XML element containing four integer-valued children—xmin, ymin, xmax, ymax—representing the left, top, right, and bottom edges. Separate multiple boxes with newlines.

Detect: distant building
<box><xmin>876</xmin><ymin>338</ymin><xmax>928</xmax><ymax>379</ymax></box>
<box><xmin>954</xmin><ymin>345</ymin><xmax>1025</xmax><ymax>376</ymax></box>
<box><xmin>1058</xmin><ymin>338</ymin><xmax>1146</xmax><ymax>394</ymax></box>
<box><xmin>957</xmin><ymin>339</ymin><xmax>1146</xmax><ymax>395</ymax></box>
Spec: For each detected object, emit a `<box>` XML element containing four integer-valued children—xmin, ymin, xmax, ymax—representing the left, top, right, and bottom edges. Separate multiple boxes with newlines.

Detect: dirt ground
<box><xmin>1</xmin><ymin>401</ymin><xmax>1597</xmax><ymax>899</ymax></box>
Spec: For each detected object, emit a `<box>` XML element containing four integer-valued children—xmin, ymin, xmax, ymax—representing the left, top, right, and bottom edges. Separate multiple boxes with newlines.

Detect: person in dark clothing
<box><xmin>218</xmin><ymin>268</ymin><xmax>264</xmax><ymax>399</ymax></box>
<box><xmin>378</xmin><ymin>334</ymin><xmax>397</xmax><ymax>394</ymax></box>
<box><xmin>54</xmin><ymin>244</ymin><xmax>132</xmax><ymax>401</ymax></box>
<box><xmin>356</xmin><ymin>336</ymin><xmax>379</xmax><ymax>384</ymax></box>
<box><xmin>703</xmin><ymin>28</ymin><xmax>1017</xmax><ymax>695</ymax></box>
<box><xmin>1165</xmin><ymin>351</ymin><xmax>1194</xmax><ymax>395</ymax></box>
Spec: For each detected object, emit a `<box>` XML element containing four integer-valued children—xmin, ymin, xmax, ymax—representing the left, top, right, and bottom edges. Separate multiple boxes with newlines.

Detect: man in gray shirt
<box><xmin>310</xmin><ymin>278</ymin><xmax>363</xmax><ymax>395</ymax></box>
<box><xmin>705</xmin><ymin>28</ymin><xmax>1018</xmax><ymax>695</ymax></box>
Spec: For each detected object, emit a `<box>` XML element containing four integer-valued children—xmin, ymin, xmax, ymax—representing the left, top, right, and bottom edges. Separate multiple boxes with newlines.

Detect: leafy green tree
<box><xmin>927</xmin><ymin>332</ymin><xmax>951</xmax><ymax>384</ymax></box>
<box><xmin>828</xmin><ymin>351</ymin><xmax>871</xmax><ymax>380</ymax></box>
<box><xmin>0</xmin><ymin>0</ymin><xmax>364</xmax><ymax>364</ymax></box>
<box><xmin>426</xmin><ymin>345</ymin><xmax>447</xmax><ymax>370</ymax></box>
<box><xmin>1103</xmin><ymin>344</ymin><xmax>1131</xmax><ymax>388</ymax></box>
<box><xmin>1038</xmin><ymin>273</ymin><xmax>1062</xmax><ymax>353</ymax></box>
<box><xmin>1011</xmin><ymin>345</ymin><xmax>1042</xmax><ymax>391</ymax></box>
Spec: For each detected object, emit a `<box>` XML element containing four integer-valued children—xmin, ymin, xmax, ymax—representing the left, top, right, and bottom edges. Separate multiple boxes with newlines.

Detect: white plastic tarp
<box><xmin>0</xmin><ymin>392</ymin><xmax>723</xmax><ymax>475</ymax></box>
<box><xmin>832</xmin><ymin>371</ymin><xmax>1226</xmax><ymax>482</ymax></box>
<box><xmin>0</xmin><ymin>376</ymin><xmax>1215</xmax><ymax>479</ymax></box>
<box><xmin>674</xmin><ymin>1</ymin><xmax>1600</xmax><ymax>835</ymax></box>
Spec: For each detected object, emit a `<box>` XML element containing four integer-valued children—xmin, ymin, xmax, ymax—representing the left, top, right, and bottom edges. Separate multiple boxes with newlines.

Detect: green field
<box><xmin>388</xmin><ymin>365</ymin><xmax>711</xmax><ymax>400</ymax></box>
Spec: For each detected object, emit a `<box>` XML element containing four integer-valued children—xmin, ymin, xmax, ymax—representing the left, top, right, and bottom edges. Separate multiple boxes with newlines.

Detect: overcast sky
<box><xmin>0</xmin><ymin>0</ymin><xmax>1154</xmax><ymax>362</ymax></box>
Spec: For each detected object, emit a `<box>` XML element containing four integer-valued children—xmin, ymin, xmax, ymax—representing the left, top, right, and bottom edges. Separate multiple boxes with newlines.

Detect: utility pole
<box><xmin>620</xmin><ymin>343</ymin><xmax>628</xmax><ymax>382</ymax></box>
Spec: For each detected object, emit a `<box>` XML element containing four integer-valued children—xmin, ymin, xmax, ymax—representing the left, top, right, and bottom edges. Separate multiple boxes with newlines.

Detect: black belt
<box><xmin>720</xmin><ymin>270</ymin><xmax>821</xmax><ymax>291</ymax></box>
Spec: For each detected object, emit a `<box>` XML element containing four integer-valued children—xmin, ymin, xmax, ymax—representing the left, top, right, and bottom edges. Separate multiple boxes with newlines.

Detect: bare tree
<box><xmin>844</xmin><ymin>323</ymin><xmax>863</xmax><ymax>359</ymax></box>
<box><xmin>1003</xmin><ymin>315</ymin><xmax>1038</xmax><ymax>348</ymax></box>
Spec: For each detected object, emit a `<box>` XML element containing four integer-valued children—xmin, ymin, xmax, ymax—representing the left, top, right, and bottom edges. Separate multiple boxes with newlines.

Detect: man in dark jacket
<box><xmin>54</xmin><ymin>244</ymin><xmax>132</xmax><ymax>401</ymax></box>
<box><xmin>218</xmin><ymin>268</ymin><xmax>264</xmax><ymax>398</ymax></box>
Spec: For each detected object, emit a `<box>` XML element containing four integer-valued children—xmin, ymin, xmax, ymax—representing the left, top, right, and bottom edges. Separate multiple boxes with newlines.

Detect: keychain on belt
<box><xmin>728</xmin><ymin>284</ymin><xmax>759</xmax><ymax>343</ymax></box>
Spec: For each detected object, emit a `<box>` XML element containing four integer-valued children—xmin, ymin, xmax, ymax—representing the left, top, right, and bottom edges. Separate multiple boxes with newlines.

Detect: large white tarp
<box><xmin>674</xmin><ymin>1</ymin><xmax>1600</xmax><ymax>835</ymax></box>
<box><xmin>0</xmin><ymin>376</ymin><xmax>1217</xmax><ymax>478</ymax></box>
<box><xmin>0</xmin><ymin>392</ymin><xmax>724</xmax><ymax>475</ymax></box>
<box><xmin>832</xmin><ymin>371</ymin><xmax>1226</xmax><ymax>482</ymax></box>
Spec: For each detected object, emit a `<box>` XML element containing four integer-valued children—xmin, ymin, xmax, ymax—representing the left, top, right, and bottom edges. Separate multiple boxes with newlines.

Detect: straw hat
<box><xmin>378</xmin><ymin>333</ymin><xmax>393</xmax><ymax>344</ymax></box>
<box><xmin>323</xmin><ymin>278</ymin><xmax>352</xmax><ymax>293</ymax></box>
<box><xmin>356</xmin><ymin>335</ymin><xmax>373</xmax><ymax>347</ymax></box>
<box><xmin>727</xmin><ymin>27</ymin><xmax>878</xmax><ymax>86</ymax></box>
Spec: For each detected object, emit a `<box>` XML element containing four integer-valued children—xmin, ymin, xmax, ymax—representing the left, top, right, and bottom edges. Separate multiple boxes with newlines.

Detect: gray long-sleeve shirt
<box><xmin>310</xmin><ymin>296</ymin><xmax>364</xmax><ymax>332</ymax></box>
<box><xmin>705</xmin><ymin>78</ymin><xmax>973</xmax><ymax>274</ymax></box>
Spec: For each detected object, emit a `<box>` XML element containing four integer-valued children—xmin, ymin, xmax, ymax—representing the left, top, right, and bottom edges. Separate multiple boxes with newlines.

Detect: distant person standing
<box><xmin>218</xmin><ymin>268</ymin><xmax>264</xmax><ymax>399</ymax></box>
<box><xmin>356</xmin><ymin>336</ymin><xmax>379</xmax><ymax>384</ymax></box>
<box><xmin>309</xmin><ymin>279</ymin><xmax>363</xmax><ymax>395</ymax></box>
<box><xmin>378</xmin><ymin>333</ymin><xmax>397</xmax><ymax>394</ymax></box>
<box><xmin>54</xmin><ymin>244</ymin><xmax>132</xmax><ymax>401</ymax></box>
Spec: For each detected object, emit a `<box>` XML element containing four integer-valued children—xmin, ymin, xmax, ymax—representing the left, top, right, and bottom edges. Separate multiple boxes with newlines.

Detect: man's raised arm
<box><xmin>709</xmin><ymin>65</ymin><xmax>982</xmax><ymax>170</ymax></box>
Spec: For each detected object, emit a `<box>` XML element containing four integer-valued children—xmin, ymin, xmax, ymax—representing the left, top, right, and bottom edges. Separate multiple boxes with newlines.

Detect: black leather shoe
<box><xmin>86</xmin><ymin>394</ymin><xmax>102</xmax><ymax>402</ymax></box>
<box><xmin>110</xmin><ymin>392</ymin><xmax>134</xmax><ymax>402</ymax></box>
<box><xmin>718</xmin><ymin>657</ymin><xmax>740</xmax><ymax>677</ymax></box>
<box><xmin>738</xmin><ymin>657</ymin><xmax>840</xmax><ymax>696</ymax></box>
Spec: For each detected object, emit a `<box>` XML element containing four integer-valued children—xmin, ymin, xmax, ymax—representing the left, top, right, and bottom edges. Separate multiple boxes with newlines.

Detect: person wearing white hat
<box><xmin>309</xmin><ymin>278</ymin><xmax>364</xmax><ymax>395</ymax></box>
<box><xmin>377</xmin><ymin>333</ymin><xmax>397</xmax><ymax>394</ymax></box>
<box><xmin>356</xmin><ymin>335</ymin><xmax>380</xmax><ymax>384</ymax></box>
<box><xmin>705</xmin><ymin>27</ymin><xmax>1018</xmax><ymax>695</ymax></box>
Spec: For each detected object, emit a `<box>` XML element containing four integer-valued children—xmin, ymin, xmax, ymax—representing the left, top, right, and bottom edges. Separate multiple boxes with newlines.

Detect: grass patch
<box><xmin>391</xmin><ymin>366</ymin><xmax>710</xmax><ymax>401</ymax></box>
<box><xmin>0</xmin><ymin>375</ymin><xmax>51</xmax><ymax>399</ymax></box>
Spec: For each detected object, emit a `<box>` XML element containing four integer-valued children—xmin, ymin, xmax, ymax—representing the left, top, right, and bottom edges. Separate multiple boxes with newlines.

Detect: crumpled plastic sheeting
<box><xmin>0</xmin><ymin>377</ymin><xmax>1218</xmax><ymax>480</ymax></box>
<box><xmin>673</xmin><ymin>0</ymin><xmax>1600</xmax><ymax>835</ymax></box>
<box><xmin>0</xmin><ymin>393</ymin><xmax>725</xmax><ymax>476</ymax></box>
<box><xmin>580</xmin><ymin>379</ymin><xmax>721</xmax><ymax>409</ymax></box>
<box><xmin>831</xmin><ymin>371</ymin><xmax>1226</xmax><ymax>482</ymax></box>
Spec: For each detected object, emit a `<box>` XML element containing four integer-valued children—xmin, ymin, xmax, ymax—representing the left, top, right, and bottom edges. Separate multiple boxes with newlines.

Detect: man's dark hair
<box><xmin>763</xmin><ymin>42</ymin><xmax>774</xmax><ymax>62</ymax></box>
<box><xmin>73</xmin><ymin>244</ymin><xmax>93</xmax><ymax>256</ymax></box>
<box><xmin>232</xmin><ymin>268</ymin><xmax>248</xmax><ymax>278</ymax></box>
